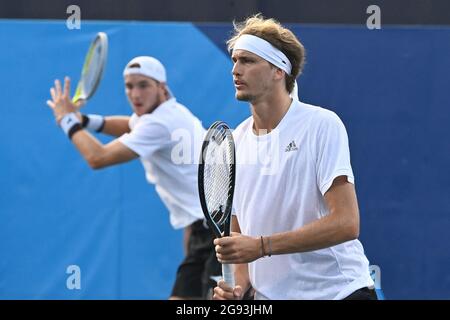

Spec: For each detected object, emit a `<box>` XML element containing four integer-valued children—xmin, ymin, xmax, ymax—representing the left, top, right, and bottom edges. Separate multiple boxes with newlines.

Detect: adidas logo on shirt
<box><xmin>285</xmin><ymin>140</ymin><xmax>298</xmax><ymax>152</ymax></box>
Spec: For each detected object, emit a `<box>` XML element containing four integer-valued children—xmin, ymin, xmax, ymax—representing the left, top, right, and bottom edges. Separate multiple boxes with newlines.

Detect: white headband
<box><xmin>233</xmin><ymin>34</ymin><xmax>292</xmax><ymax>75</ymax></box>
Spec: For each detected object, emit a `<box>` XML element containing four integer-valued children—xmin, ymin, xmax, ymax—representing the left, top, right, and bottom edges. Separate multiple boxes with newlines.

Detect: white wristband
<box><xmin>60</xmin><ymin>113</ymin><xmax>81</xmax><ymax>136</ymax></box>
<box><xmin>85</xmin><ymin>114</ymin><xmax>105</xmax><ymax>132</ymax></box>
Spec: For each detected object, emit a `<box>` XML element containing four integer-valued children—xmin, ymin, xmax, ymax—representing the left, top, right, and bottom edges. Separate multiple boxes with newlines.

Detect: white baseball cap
<box><xmin>123</xmin><ymin>56</ymin><xmax>173</xmax><ymax>97</ymax></box>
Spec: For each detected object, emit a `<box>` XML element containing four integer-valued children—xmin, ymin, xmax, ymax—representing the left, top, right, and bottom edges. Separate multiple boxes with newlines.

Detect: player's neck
<box><xmin>250</xmin><ymin>92</ymin><xmax>292</xmax><ymax>135</ymax></box>
<box><xmin>146</xmin><ymin>96</ymin><xmax>169</xmax><ymax>114</ymax></box>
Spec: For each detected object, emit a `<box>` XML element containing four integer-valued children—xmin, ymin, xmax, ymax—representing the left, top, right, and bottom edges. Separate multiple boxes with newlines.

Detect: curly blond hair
<box><xmin>227</xmin><ymin>14</ymin><xmax>306</xmax><ymax>93</ymax></box>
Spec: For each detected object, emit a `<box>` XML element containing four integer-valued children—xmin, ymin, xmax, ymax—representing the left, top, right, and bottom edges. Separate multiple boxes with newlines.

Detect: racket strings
<box><xmin>82</xmin><ymin>43</ymin><xmax>104</xmax><ymax>93</ymax></box>
<box><xmin>203</xmin><ymin>134</ymin><xmax>234</xmax><ymax>227</ymax></box>
<box><xmin>205</xmin><ymin>169</ymin><xmax>232</xmax><ymax>225</ymax></box>
<box><xmin>74</xmin><ymin>33</ymin><xmax>108</xmax><ymax>102</ymax></box>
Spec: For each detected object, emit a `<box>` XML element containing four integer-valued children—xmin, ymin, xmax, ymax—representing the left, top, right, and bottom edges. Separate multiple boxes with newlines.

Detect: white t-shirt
<box><xmin>232</xmin><ymin>99</ymin><xmax>374</xmax><ymax>300</ymax></box>
<box><xmin>119</xmin><ymin>98</ymin><xmax>205</xmax><ymax>229</ymax></box>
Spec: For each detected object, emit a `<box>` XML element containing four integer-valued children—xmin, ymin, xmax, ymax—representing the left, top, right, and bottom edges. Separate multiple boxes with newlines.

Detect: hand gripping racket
<box><xmin>72</xmin><ymin>32</ymin><xmax>108</xmax><ymax>104</ymax></box>
<box><xmin>198</xmin><ymin>121</ymin><xmax>236</xmax><ymax>288</ymax></box>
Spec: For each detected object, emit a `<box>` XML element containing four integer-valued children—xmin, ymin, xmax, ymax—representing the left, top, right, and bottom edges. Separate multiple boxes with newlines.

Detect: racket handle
<box><xmin>222</xmin><ymin>263</ymin><xmax>235</xmax><ymax>288</ymax></box>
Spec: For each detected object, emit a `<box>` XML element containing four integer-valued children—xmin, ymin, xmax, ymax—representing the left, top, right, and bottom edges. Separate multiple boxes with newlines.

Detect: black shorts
<box><xmin>343</xmin><ymin>286</ymin><xmax>378</xmax><ymax>300</ymax></box>
<box><xmin>171</xmin><ymin>219</ymin><xmax>221</xmax><ymax>299</ymax></box>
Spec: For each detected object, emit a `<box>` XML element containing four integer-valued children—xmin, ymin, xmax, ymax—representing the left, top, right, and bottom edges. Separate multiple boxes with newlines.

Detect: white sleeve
<box><xmin>315</xmin><ymin>111</ymin><xmax>355</xmax><ymax>195</ymax></box>
<box><xmin>118</xmin><ymin>117</ymin><xmax>170</xmax><ymax>159</ymax></box>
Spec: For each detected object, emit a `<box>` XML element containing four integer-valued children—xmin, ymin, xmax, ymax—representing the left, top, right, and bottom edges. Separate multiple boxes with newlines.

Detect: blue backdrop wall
<box><xmin>1</xmin><ymin>19</ymin><xmax>449</xmax><ymax>299</ymax></box>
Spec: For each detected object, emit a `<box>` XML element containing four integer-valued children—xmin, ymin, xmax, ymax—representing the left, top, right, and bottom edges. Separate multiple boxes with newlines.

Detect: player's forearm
<box><xmin>100</xmin><ymin>116</ymin><xmax>131</xmax><ymax>137</ymax></box>
<box><xmin>267</xmin><ymin>213</ymin><xmax>359</xmax><ymax>256</ymax></box>
<box><xmin>234</xmin><ymin>263</ymin><xmax>251</xmax><ymax>294</ymax></box>
<box><xmin>230</xmin><ymin>216</ymin><xmax>251</xmax><ymax>292</ymax></box>
<box><xmin>71</xmin><ymin>130</ymin><xmax>111</xmax><ymax>169</ymax></box>
<box><xmin>263</xmin><ymin>178</ymin><xmax>360</xmax><ymax>256</ymax></box>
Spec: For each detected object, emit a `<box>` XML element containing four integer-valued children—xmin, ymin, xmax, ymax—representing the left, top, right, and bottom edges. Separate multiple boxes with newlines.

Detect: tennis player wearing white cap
<box><xmin>46</xmin><ymin>56</ymin><xmax>221</xmax><ymax>299</ymax></box>
<box><xmin>212</xmin><ymin>15</ymin><xmax>376</xmax><ymax>300</ymax></box>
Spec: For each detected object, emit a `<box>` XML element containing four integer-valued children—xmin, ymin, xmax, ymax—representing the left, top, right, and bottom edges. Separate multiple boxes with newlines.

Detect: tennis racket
<box><xmin>198</xmin><ymin>121</ymin><xmax>236</xmax><ymax>288</ymax></box>
<box><xmin>72</xmin><ymin>32</ymin><xmax>108</xmax><ymax>104</ymax></box>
